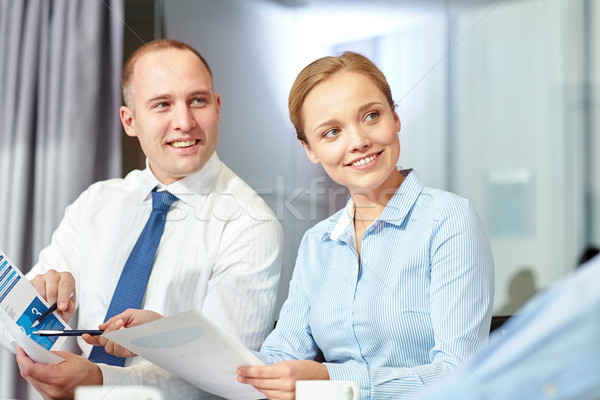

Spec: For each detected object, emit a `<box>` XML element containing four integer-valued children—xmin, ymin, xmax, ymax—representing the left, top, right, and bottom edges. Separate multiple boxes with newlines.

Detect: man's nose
<box><xmin>172</xmin><ymin>105</ymin><xmax>197</xmax><ymax>131</ymax></box>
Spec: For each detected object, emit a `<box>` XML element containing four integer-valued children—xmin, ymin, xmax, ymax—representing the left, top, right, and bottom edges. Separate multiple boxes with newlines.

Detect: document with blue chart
<box><xmin>0</xmin><ymin>248</ymin><xmax>68</xmax><ymax>364</ymax></box>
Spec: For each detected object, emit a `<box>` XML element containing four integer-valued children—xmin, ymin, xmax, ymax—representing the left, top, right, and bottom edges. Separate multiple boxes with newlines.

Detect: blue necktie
<box><xmin>89</xmin><ymin>190</ymin><xmax>177</xmax><ymax>366</ymax></box>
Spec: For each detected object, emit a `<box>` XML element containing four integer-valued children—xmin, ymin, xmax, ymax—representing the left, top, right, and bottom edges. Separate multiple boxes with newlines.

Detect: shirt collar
<box><xmin>328</xmin><ymin>169</ymin><xmax>423</xmax><ymax>242</ymax></box>
<box><xmin>138</xmin><ymin>153</ymin><xmax>222</xmax><ymax>205</ymax></box>
<box><xmin>329</xmin><ymin>200</ymin><xmax>355</xmax><ymax>242</ymax></box>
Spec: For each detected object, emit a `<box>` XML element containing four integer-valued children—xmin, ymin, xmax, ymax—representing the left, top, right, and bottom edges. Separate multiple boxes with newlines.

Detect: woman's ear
<box><xmin>393</xmin><ymin>110</ymin><xmax>401</xmax><ymax>133</ymax></box>
<box><xmin>301</xmin><ymin>140</ymin><xmax>321</xmax><ymax>164</ymax></box>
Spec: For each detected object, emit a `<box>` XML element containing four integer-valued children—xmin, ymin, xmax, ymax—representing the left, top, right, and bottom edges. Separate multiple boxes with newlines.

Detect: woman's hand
<box><xmin>82</xmin><ymin>309</ymin><xmax>163</xmax><ymax>357</ymax></box>
<box><xmin>237</xmin><ymin>360</ymin><xmax>329</xmax><ymax>400</ymax></box>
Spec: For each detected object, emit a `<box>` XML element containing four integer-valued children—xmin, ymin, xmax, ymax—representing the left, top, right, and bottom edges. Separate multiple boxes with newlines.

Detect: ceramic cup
<box><xmin>74</xmin><ymin>385</ymin><xmax>163</xmax><ymax>400</ymax></box>
<box><xmin>296</xmin><ymin>380</ymin><xmax>360</xmax><ymax>400</ymax></box>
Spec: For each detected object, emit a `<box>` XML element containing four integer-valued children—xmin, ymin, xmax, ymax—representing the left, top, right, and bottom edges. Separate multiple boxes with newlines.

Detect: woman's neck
<box><xmin>351</xmin><ymin>169</ymin><xmax>405</xmax><ymax>225</ymax></box>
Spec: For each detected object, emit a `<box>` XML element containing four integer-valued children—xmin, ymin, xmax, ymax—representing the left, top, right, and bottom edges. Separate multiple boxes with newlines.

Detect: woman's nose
<box><xmin>350</xmin><ymin>127</ymin><xmax>372</xmax><ymax>152</ymax></box>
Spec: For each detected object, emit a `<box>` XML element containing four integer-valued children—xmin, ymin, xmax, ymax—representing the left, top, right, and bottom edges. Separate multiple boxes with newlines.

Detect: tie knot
<box><xmin>152</xmin><ymin>190</ymin><xmax>177</xmax><ymax>212</ymax></box>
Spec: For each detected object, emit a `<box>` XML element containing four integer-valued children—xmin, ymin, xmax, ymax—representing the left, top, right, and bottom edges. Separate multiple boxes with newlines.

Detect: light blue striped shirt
<box><xmin>257</xmin><ymin>170</ymin><xmax>494</xmax><ymax>399</ymax></box>
<box><xmin>414</xmin><ymin>254</ymin><xmax>600</xmax><ymax>400</ymax></box>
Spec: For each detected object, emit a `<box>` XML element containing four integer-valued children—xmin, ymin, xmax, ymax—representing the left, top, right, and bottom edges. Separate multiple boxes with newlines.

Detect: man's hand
<box><xmin>237</xmin><ymin>360</ymin><xmax>330</xmax><ymax>400</ymax></box>
<box><xmin>16</xmin><ymin>347</ymin><xmax>102</xmax><ymax>400</ymax></box>
<box><xmin>82</xmin><ymin>309</ymin><xmax>163</xmax><ymax>358</ymax></box>
<box><xmin>30</xmin><ymin>270</ymin><xmax>76</xmax><ymax>323</ymax></box>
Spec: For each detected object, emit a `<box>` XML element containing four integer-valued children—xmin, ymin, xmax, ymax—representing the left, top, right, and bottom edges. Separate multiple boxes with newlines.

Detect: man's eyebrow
<box><xmin>146</xmin><ymin>94</ymin><xmax>172</xmax><ymax>106</ymax></box>
<box><xmin>144</xmin><ymin>90</ymin><xmax>212</xmax><ymax>106</ymax></box>
<box><xmin>189</xmin><ymin>90</ymin><xmax>212</xmax><ymax>97</ymax></box>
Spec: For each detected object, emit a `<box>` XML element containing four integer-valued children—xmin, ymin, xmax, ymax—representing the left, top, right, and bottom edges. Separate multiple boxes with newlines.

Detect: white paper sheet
<box><xmin>0</xmin><ymin>308</ymin><xmax>64</xmax><ymax>364</ymax></box>
<box><xmin>0</xmin><ymin>249</ymin><xmax>68</xmax><ymax>364</ymax></box>
<box><xmin>103</xmin><ymin>309</ymin><xmax>265</xmax><ymax>399</ymax></box>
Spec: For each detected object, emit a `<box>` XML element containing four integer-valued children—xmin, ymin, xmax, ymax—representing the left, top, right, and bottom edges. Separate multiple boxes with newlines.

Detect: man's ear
<box><xmin>301</xmin><ymin>140</ymin><xmax>320</xmax><ymax>164</ymax></box>
<box><xmin>120</xmin><ymin>106</ymin><xmax>136</xmax><ymax>137</ymax></box>
<box><xmin>214</xmin><ymin>93</ymin><xmax>221</xmax><ymax>121</ymax></box>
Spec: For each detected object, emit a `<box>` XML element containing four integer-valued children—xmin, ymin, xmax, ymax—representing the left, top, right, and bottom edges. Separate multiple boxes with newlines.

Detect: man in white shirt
<box><xmin>5</xmin><ymin>39</ymin><xmax>283</xmax><ymax>399</ymax></box>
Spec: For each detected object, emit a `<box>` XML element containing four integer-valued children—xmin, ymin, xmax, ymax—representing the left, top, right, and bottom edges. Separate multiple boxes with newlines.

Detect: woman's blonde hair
<box><xmin>288</xmin><ymin>51</ymin><xmax>394</xmax><ymax>142</ymax></box>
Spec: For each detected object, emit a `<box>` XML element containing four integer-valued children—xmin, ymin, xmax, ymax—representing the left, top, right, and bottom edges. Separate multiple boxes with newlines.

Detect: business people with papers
<box><xmin>87</xmin><ymin>51</ymin><xmax>494</xmax><ymax>400</ymax></box>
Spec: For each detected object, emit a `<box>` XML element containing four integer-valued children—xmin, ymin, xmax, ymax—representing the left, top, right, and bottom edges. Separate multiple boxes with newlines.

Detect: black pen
<box><xmin>32</xmin><ymin>329</ymin><xmax>104</xmax><ymax>337</ymax></box>
<box><xmin>31</xmin><ymin>293</ymin><xmax>74</xmax><ymax>328</ymax></box>
<box><xmin>31</xmin><ymin>302</ymin><xmax>59</xmax><ymax>328</ymax></box>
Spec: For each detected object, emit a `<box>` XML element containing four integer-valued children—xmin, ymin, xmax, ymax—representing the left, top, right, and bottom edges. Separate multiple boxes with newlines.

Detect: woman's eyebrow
<box><xmin>314</xmin><ymin>118</ymin><xmax>340</xmax><ymax>131</ymax></box>
<box><xmin>358</xmin><ymin>101</ymin><xmax>384</xmax><ymax>113</ymax></box>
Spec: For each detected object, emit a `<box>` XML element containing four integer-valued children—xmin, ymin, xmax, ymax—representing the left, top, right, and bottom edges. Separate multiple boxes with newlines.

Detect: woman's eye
<box><xmin>324</xmin><ymin>128</ymin><xmax>339</xmax><ymax>138</ymax></box>
<box><xmin>365</xmin><ymin>112</ymin><xmax>379</xmax><ymax>121</ymax></box>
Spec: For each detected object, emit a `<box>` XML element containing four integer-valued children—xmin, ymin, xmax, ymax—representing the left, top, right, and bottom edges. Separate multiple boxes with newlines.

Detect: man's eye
<box><xmin>324</xmin><ymin>128</ymin><xmax>340</xmax><ymax>138</ymax></box>
<box><xmin>153</xmin><ymin>102</ymin><xmax>169</xmax><ymax>109</ymax></box>
<box><xmin>192</xmin><ymin>98</ymin><xmax>207</xmax><ymax>106</ymax></box>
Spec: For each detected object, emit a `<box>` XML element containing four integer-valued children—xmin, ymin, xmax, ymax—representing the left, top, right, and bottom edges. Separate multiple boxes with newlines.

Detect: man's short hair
<box><xmin>121</xmin><ymin>39</ymin><xmax>213</xmax><ymax>110</ymax></box>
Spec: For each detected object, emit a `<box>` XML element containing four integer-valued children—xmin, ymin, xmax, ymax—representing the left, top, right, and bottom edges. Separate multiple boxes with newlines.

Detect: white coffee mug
<box><xmin>74</xmin><ymin>385</ymin><xmax>164</xmax><ymax>400</ymax></box>
<box><xmin>296</xmin><ymin>380</ymin><xmax>360</xmax><ymax>400</ymax></box>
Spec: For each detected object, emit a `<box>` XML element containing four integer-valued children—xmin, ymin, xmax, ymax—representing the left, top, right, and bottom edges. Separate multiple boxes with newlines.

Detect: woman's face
<box><xmin>301</xmin><ymin>71</ymin><xmax>401</xmax><ymax>197</ymax></box>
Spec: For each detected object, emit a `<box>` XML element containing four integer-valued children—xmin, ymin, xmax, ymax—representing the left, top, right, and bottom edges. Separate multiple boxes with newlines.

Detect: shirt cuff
<box><xmin>97</xmin><ymin>363</ymin><xmax>142</xmax><ymax>387</ymax></box>
<box><xmin>325</xmin><ymin>362</ymin><xmax>370</xmax><ymax>399</ymax></box>
<box><xmin>253</xmin><ymin>350</ymin><xmax>274</xmax><ymax>365</ymax></box>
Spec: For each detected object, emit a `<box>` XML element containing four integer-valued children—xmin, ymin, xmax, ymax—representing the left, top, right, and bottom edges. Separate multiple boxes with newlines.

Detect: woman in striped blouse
<box><xmin>237</xmin><ymin>52</ymin><xmax>494</xmax><ymax>399</ymax></box>
<box><xmin>91</xmin><ymin>52</ymin><xmax>495</xmax><ymax>400</ymax></box>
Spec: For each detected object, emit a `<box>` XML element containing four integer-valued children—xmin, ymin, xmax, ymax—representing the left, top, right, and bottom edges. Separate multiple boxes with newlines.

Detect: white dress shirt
<box><xmin>10</xmin><ymin>153</ymin><xmax>283</xmax><ymax>399</ymax></box>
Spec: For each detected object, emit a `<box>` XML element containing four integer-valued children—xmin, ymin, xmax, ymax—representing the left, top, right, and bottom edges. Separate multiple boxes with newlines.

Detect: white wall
<box><xmin>378</xmin><ymin>13</ymin><xmax>449</xmax><ymax>190</ymax></box>
<box><xmin>451</xmin><ymin>0</ymin><xmax>586</xmax><ymax>311</ymax></box>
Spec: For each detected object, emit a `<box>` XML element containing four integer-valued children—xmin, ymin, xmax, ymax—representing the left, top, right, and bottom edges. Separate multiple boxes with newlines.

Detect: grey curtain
<box><xmin>0</xmin><ymin>0</ymin><xmax>124</xmax><ymax>398</ymax></box>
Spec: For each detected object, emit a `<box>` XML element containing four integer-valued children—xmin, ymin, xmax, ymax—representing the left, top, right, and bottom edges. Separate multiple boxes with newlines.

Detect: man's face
<box><xmin>120</xmin><ymin>48</ymin><xmax>220</xmax><ymax>184</ymax></box>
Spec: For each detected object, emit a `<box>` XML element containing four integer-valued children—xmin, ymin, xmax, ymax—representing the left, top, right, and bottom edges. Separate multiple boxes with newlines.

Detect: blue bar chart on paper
<box><xmin>0</xmin><ymin>250</ymin><xmax>68</xmax><ymax>351</ymax></box>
